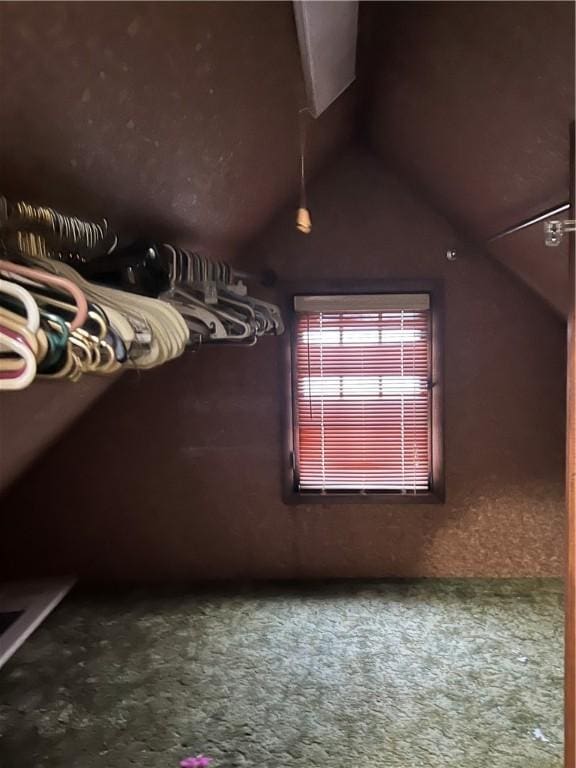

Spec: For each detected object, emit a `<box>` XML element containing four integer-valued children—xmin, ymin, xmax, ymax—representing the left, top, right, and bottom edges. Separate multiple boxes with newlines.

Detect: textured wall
<box><xmin>0</xmin><ymin>149</ymin><xmax>566</xmax><ymax>582</ymax></box>
<box><xmin>363</xmin><ymin>0</ymin><xmax>574</xmax><ymax>313</ymax></box>
<box><xmin>0</xmin><ymin>377</ymin><xmax>115</xmax><ymax>494</ymax></box>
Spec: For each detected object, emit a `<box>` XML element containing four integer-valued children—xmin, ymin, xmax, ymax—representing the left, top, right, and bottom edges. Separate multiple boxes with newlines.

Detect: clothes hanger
<box><xmin>38</xmin><ymin>346</ymin><xmax>79</xmax><ymax>381</ymax></box>
<box><xmin>170</xmin><ymin>285</ymin><xmax>243</xmax><ymax>333</ymax></box>
<box><xmin>0</xmin><ymin>279</ymin><xmax>40</xmax><ymax>334</ymax></box>
<box><xmin>141</xmin><ymin>298</ymin><xmax>188</xmax><ymax>365</ymax></box>
<box><xmin>78</xmin><ymin>241</ymin><xmax>170</xmax><ymax>297</ymax></box>
<box><xmin>161</xmin><ymin>246</ymin><xmax>279</xmax><ymax>342</ymax></box>
<box><xmin>0</xmin><ymin>259</ymin><xmax>88</xmax><ymax>330</ymax></box>
<box><xmin>78</xmin><ymin>310</ymin><xmax>123</xmax><ymax>373</ymax></box>
<box><xmin>0</xmin><ymin>302</ymin><xmax>50</xmax><ymax>362</ymax></box>
<box><xmin>0</xmin><ymin>324</ymin><xmax>37</xmax><ymax>390</ymax></box>
<box><xmin>0</xmin><ymin>316</ymin><xmax>33</xmax><ymax>373</ymax></box>
<box><xmin>0</xmin><ymin>281</ymin><xmax>46</xmax><ymax>357</ymax></box>
<box><xmin>8</xmin><ymin>288</ymin><xmax>120</xmax><ymax>374</ymax></box>
<box><xmin>167</xmin><ymin>301</ymin><xmax>219</xmax><ymax>341</ymax></box>
<box><xmin>3</xmin><ymin>198</ymin><xmax>112</xmax><ymax>258</ymax></box>
<box><xmin>0</xmin><ymin>308</ymin><xmax>41</xmax><ymax>358</ymax></box>
<box><xmin>7</xmin><ymin>215</ymin><xmax>284</xmax><ymax>362</ymax></box>
<box><xmin>163</xmin><ymin>279</ymin><xmax>259</xmax><ymax>343</ymax></box>
<box><xmin>0</xmin><ymin>293</ymin><xmax>72</xmax><ymax>373</ymax></box>
<box><xmin>225</xmin><ymin>290</ymin><xmax>283</xmax><ymax>335</ymax></box>
<box><xmin>95</xmin><ymin>339</ymin><xmax>122</xmax><ymax>374</ymax></box>
<box><xmin>68</xmin><ymin>258</ymin><xmax>189</xmax><ymax>364</ymax></box>
<box><xmin>37</xmin><ymin>313</ymin><xmax>70</xmax><ymax>373</ymax></box>
<box><xmin>12</xmin><ymin>252</ymin><xmax>186</xmax><ymax>368</ymax></box>
<box><xmin>163</xmin><ymin>290</ymin><xmax>229</xmax><ymax>338</ymax></box>
<box><xmin>36</xmin><ymin>325</ymin><xmax>76</xmax><ymax>379</ymax></box>
<box><xmin>215</xmin><ymin>291</ymin><xmax>259</xmax><ymax>333</ymax></box>
<box><xmin>0</xmin><ymin>286</ymin><xmax>122</xmax><ymax>378</ymax></box>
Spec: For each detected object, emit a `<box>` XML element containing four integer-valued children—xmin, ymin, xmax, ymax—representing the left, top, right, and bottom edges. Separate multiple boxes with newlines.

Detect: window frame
<box><xmin>282</xmin><ymin>280</ymin><xmax>445</xmax><ymax>505</ymax></box>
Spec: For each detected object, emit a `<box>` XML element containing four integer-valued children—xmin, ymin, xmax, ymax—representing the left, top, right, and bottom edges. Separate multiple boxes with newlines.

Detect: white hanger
<box><xmin>0</xmin><ymin>279</ymin><xmax>40</xmax><ymax>333</ymax></box>
<box><xmin>0</xmin><ymin>332</ymin><xmax>37</xmax><ymax>390</ymax></box>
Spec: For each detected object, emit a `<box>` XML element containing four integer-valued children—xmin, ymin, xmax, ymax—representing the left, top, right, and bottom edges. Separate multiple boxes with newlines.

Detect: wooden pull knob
<box><xmin>296</xmin><ymin>207</ymin><xmax>312</xmax><ymax>234</ymax></box>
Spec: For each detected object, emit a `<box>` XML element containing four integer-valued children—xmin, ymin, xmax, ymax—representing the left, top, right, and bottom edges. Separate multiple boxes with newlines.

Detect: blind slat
<box><xmin>294</xmin><ymin>303</ymin><xmax>432</xmax><ymax>493</ymax></box>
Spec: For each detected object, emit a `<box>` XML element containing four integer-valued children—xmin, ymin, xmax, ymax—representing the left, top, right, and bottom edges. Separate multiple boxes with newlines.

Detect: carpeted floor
<box><xmin>0</xmin><ymin>580</ymin><xmax>563</xmax><ymax>768</ymax></box>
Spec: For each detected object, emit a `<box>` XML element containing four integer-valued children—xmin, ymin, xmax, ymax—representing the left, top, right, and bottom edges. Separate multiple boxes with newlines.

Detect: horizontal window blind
<box><xmin>294</xmin><ymin>296</ymin><xmax>432</xmax><ymax>493</ymax></box>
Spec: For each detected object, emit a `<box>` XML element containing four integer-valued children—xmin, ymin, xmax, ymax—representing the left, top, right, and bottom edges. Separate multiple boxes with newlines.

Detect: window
<box><xmin>290</xmin><ymin>292</ymin><xmax>443</xmax><ymax>501</ymax></box>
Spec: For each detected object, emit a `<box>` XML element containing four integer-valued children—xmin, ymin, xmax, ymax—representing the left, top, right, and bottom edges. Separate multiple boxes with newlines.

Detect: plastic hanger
<box><xmin>164</xmin><ymin>293</ymin><xmax>228</xmax><ymax>339</ymax></box>
<box><xmin>38</xmin><ymin>257</ymin><xmax>188</xmax><ymax>367</ymax></box>
<box><xmin>37</xmin><ymin>313</ymin><xmax>70</xmax><ymax>373</ymax></box>
<box><xmin>0</xmin><ymin>259</ymin><xmax>88</xmax><ymax>330</ymax></box>
<box><xmin>0</xmin><ymin>279</ymin><xmax>40</xmax><ymax>334</ymax></box>
<box><xmin>0</xmin><ymin>308</ymin><xmax>41</xmax><ymax>358</ymax></box>
<box><xmin>0</xmin><ymin>324</ymin><xmax>37</xmax><ymax>389</ymax></box>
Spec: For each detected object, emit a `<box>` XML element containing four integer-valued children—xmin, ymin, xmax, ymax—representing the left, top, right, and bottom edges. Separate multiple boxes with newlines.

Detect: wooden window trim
<box><xmin>280</xmin><ymin>279</ymin><xmax>445</xmax><ymax>505</ymax></box>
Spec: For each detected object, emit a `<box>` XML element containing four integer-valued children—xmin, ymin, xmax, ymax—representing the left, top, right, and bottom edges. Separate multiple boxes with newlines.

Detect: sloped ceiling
<box><xmin>1</xmin><ymin>1</ymin><xmax>572</xmax><ymax>285</ymax></box>
<box><xmin>362</xmin><ymin>1</ymin><xmax>574</xmax><ymax>315</ymax></box>
<box><xmin>0</xmin><ymin>1</ymin><xmax>355</xmax><ymax>261</ymax></box>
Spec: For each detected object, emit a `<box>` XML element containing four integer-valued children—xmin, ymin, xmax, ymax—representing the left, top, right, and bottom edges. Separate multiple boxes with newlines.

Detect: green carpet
<box><xmin>0</xmin><ymin>580</ymin><xmax>563</xmax><ymax>768</ymax></box>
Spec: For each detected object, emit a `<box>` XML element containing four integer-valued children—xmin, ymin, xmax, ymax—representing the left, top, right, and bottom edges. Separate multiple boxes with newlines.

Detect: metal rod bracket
<box><xmin>544</xmin><ymin>219</ymin><xmax>576</xmax><ymax>247</ymax></box>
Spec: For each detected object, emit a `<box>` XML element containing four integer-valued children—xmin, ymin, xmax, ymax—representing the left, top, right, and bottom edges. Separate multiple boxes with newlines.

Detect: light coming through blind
<box><xmin>294</xmin><ymin>294</ymin><xmax>432</xmax><ymax>493</ymax></box>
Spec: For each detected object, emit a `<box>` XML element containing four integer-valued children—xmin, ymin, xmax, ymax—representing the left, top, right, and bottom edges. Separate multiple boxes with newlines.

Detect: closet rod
<box><xmin>487</xmin><ymin>202</ymin><xmax>570</xmax><ymax>243</ymax></box>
